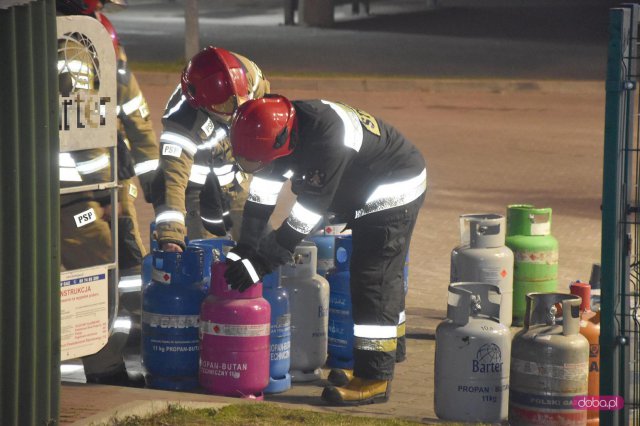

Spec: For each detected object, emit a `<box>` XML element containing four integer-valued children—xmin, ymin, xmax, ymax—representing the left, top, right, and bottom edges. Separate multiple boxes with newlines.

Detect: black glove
<box><xmin>137</xmin><ymin>170</ymin><xmax>157</xmax><ymax>204</ymax></box>
<box><xmin>224</xmin><ymin>251</ymin><xmax>271</xmax><ymax>292</ymax></box>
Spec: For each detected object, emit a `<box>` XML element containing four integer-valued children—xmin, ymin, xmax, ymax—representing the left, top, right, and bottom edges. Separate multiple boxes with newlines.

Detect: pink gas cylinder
<box><xmin>199</xmin><ymin>261</ymin><xmax>271</xmax><ymax>398</ymax></box>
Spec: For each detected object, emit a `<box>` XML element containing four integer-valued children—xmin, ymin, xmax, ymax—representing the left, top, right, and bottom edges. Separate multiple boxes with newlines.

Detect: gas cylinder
<box><xmin>281</xmin><ymin>241</ymin><xmax>330</xmax><ymax>382</ymax></box>
<box><xmin>506</xmin><ymin>204</ymin><xmax>559</xmax><ymax>326</ymax></box>
<box><xmin>199</xmin><ymin>262</ymin><xmax>270</xmax><ymax>398</ymax></box>
<box><xmin>188</xmin><ymin>237</ymin><xmax>235</xmax><ymax>293</ymax></box>
<box><xmin>326</xmin><ymin>234</ymin><xmax>354</xmax><ymax>369</ymax></box>
<box><xmin>451</xmin><ymin>213</ymin><xmax>514</xmax><ymax>326</ymax></box>
<box><xmin>509</xmin><ymin>293</ymin><xmax>589</xmax><ymax>425</ymax></box>
<box><xmin>570</xmin><ymin>280</ymin><xmax>600</xmax><ymax>425</ymax></box>
<box><xmin>434</xmin><ymin>282</ymin><xmax>511</xmax><ymax>423</ymax></box>
<box><xmin>141</xmin><ymin>221</ymin><xmax>158</xmax><ymax>290</ymax></box>
<box><xmin>261</xmin><ymin>267</ymin><xmax>292</xmax><ymax>394</ymax></box>
<box><xmin>141</xmin><ymin>247</ymin><xmax>205</xmax><ymax>390</ymax></box>
<box><xmin>308</xmin><ymin>223</ymin><xmax>348</xmax><ymax>278</ymax></box>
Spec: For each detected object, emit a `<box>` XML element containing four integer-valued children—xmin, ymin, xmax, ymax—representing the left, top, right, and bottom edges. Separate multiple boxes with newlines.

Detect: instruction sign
<box><xmin>60</xmin><ymin>266</ymin><xmax>109</xmax><ymax>361</ymax></box>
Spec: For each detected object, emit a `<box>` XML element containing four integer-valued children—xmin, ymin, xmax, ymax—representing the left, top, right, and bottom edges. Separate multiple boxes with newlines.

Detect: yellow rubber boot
<box><xmin>327</xmin><ymin>368</ymin><xmax>353</xmax><ymax>387</ymax></box>
<box><xmin>321</xmin><ymin>377</ymin><xmax>391</xmax><ymax>406</ymax></box>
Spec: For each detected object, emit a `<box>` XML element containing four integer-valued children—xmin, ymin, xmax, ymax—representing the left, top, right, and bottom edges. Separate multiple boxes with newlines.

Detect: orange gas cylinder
<box><xmin>570</xmin><ymin>280</ymin><xmax>600</xmax><ymax>425</ymax></box>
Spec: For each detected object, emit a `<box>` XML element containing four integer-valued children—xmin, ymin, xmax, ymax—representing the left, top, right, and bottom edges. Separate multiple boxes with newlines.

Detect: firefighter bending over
<box><xmin>152</xmin><ymin>46</ymin><xmax>270</xmax><ymax>251</ymax></box>
<box><xmin>224</xmin><ymin>95</ymin><xmax>427</xmax><ymax>405</ymax></box>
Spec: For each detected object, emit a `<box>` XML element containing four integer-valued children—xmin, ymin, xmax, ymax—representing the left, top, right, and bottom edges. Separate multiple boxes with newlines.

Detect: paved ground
<box><xmin>109</xmin><ymin>0</ymin><xmax>611</xmax><ymax>80</ymax></box>
<box><xmin>60</xmin><ymin>73</ymin><xmax>605</xmax><ymax>424</ymax></box>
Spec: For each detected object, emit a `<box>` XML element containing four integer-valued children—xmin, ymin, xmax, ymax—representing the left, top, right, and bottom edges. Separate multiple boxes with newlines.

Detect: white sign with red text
<box><xmin>60</xmin><ymin>266</ymin><xmax>109</xmax><ymax>361</ymax></box>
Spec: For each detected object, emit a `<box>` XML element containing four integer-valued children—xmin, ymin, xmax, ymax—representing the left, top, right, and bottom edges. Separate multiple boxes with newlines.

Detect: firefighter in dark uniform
<box><xmin>224</xmin><ymin>95</ymin><xmax>426</xmax><ymax>405</ymax></box>
<box><xmin>153</xmin><ymin>46</ymin><xmax>270</xmax><ymax>251</ymax></box>
<box><xmin>57</xmin><ymin>0</ymin><xmax>157</xmax><ymax>386</ymax></box>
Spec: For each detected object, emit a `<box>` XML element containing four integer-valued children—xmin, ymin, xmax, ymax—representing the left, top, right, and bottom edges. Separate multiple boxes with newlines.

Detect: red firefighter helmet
<box><xmin>230</xmin><ymin>95</ymin><xmax>296</xmax><ymax>166</ymax></box>
<box><xmin>181</xmin><ymin>46</ymin><xmax>249</xmax><ymax>116</ymax></box>
<box><xmin>95</xmin><ymin>12</ymin><xmax>119</xmax><ymax>54</ymax></box>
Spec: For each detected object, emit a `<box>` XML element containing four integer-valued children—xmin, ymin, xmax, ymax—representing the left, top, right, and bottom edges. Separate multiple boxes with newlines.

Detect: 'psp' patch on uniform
<box><xmin>74</xmin><ymin>208</ymin><xmax>97</xmax><ymax>228</ymax></box>
<box><xmin>162</xmin><ymin>144</ymin><xmax>183</xmax><ymax>158</ymax></box>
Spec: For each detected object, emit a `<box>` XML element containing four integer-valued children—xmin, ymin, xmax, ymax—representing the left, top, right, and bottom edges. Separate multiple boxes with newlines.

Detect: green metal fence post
<box><xmin>0</xmin><ymin>0</ymin><xmax>60</xmax><ymax>424</ymax></box>
<box><xmin>601</xmin><ymin>5</ymin><xmax>637</xmax><ymax>425</ymax></box>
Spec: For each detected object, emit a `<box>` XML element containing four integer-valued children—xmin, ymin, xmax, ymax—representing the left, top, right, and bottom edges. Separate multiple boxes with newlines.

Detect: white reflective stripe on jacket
<box><xmin>198</xmin><ymin>127</ymin><xmax>227</xmax><ymax>151</ymax></box>
<box><xmin>134</xmin><ymin>159</ymin><xmax>159</xmax><ymax>176</ymax></box>
<box><xmin>75</xmin><ymin>153</ymin><xmax>110</xmax><ymax>176</ymax></box>
<box><xmin>247</xmin><ymin>175</ymin><xmax>286</xmax><ymax>206</ymax></box>
<box><xmin>162</xmin><ymin>85</ymin><xmax>185</xmax><ymax>119</ymax></box>
<box><xmin>214</xmin><ymin>164</ymin><xmax>235</xmax><ymax>186</ymax></box>
<box><xmin>117</xmin><ymin>93</ymin><xmax>144</xmax><ymax>116</ymax></box>
<box><xmin>159</xmin><ymin>131</ymin><xmax>198</xmax><ymax>156</ymax></box>
<box><xmin>155</xmin><ymin>210</ymin><xmax>185</xmax><ymax>225</ymax></box>
<box><xmin>354</xmin><ymin>168</ymin><xmax>427</xmax><ymax>219</ymax></box>
<box><xmin>321</xmin><ymin>100</ymin><xmax>363</xmax><ymax>152</ymax></box>
<box><xmin>59</xmin><ymin>153</ymin><xmax>82</xmax><ymax>182</ymax></box>
<box><xmin>189</xmin><ymin>164</ymin><xmax>210</xmax><ymax>185</ymax></box>
<box><xmin>286</xmin><ymin>201</ymin><xmax>323</xmax><ymax>235</ymax></box>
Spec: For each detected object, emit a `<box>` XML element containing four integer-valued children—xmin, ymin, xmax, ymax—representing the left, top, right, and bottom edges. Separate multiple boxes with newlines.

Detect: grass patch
<box><xmin>102</xmin><ymin>402</ymin><xmax>424</xmax><ymax>425</ymax></box>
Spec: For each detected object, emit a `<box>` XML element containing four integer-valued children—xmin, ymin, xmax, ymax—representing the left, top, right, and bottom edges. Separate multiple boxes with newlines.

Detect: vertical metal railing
<box><xmin>601</xmin><ymin>4</ymin><xmax>639</xmax><ymax>425</ymax></box>
<box><xmin>0</xmin><ymin>0</ymin><xmax>60</xmax><ymax>425</ymax></box>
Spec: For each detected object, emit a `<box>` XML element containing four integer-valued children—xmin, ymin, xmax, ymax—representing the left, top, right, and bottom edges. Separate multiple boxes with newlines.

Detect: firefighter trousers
<box><xmin>118</xmin><ymin>178</ymin><xmax>146</xmax><ymax>273</ymax></box>
<box><xmin>60</xmin><ymin>195</ymin><xmax>128</xmax><ymax>377</ymax></box>
<box><xmin>350</xmin><ymin>193</ymin><xmax>424</xmax><ymax>381</ymax></box>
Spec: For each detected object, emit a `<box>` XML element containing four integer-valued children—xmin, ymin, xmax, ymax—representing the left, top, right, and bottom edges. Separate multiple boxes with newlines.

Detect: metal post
<box><xmin>601</xmin><ymin>5</ymin><xmax>637</xmax><ymax>425</ymax></box>
<box><xmin>184</xmin><ymin>0</ymin><xmax>199</xmax><ymax>61</ymax></box>
<box><xmin>284</xmin><ymin>0</ymin><xmax>296</xmax><ymax>25</ymax></box>
<box><xmin>0</xmin><ymin>0</ymin><xmax>60</xmax><ymax>424</ymax></box>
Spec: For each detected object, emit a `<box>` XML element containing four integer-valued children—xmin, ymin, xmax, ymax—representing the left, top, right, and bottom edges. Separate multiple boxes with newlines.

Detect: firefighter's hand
<box><xmin>161</xmin><ymin>242</ymin><xmax>183</xmax><ymax>252</ymax></box>
<box><xmin>224</xmin><ymin>253</ymin><xmax>270</xmax><ymax>292</ymax></box>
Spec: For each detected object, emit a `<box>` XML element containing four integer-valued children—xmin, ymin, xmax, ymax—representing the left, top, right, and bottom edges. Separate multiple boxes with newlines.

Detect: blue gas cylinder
<box><xmin>326</xmin><ymin>235</ymin><xmax>354</xmax><ymax>369</ymax></box>
<box><xmin>188</xmin><ymin>237</ymin><xmax>235</xmax><ymax>293</ymax></box>
<box><xmin>142</xmin><ymin>221</ymin><xmax>158</xmax><ymax>290</ymax></box>
<box><xmin>308</xmin><ymin>233</ymin><xmax>335</xmax><ymax>278</ymax></box>
<box><xmin>141</xmin><ymin>247</ymin><xmax>205</xmax><ymax>390</ymax></box>
<box><xmin>261</xmin><ymin>267</ymin><xmax>292</xmax><ymax>393</ymax></box>
<box><xmin>308</xmin><ymin>223</ymin><xmax>348</xmax><ymax>278</ymax></box>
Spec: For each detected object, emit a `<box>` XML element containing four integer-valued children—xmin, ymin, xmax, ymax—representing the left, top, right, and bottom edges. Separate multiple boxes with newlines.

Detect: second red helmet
<box><xmin>181</xmin><ymin>47</ymin><xmax>249</xmax><ymax>116</ymax></box>
<box><xmin>230</xmin><ymin>95</ymin><xmax>296</xmax><ymax>164</ymax></box>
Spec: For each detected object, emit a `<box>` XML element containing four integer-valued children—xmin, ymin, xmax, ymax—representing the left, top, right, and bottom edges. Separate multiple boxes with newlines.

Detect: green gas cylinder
<box><xmin>505</xmin><ymin>204</ymin><xmax>559</xmax><ymax>326</ymax></box>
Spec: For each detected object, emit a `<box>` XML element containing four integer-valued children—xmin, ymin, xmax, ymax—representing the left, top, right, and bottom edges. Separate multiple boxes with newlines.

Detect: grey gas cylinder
<box><xmin>451</xmin><ymin>213</ymin><xmax>514</xmax><ymax>326</ymax></box>
<box><xmin>509</xmin><ymin>293</ymin><xmax>589</xmax><ymax>425</ymax></box>
<box><xmin>434</xmin><ymin>282</ymin><xmax>511</xmax><ymax>423</ymax></box>
<box><xmin>281</xmin><ymin>241</ymin><xmax>330</xmax><ymax>382</ymax></box>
